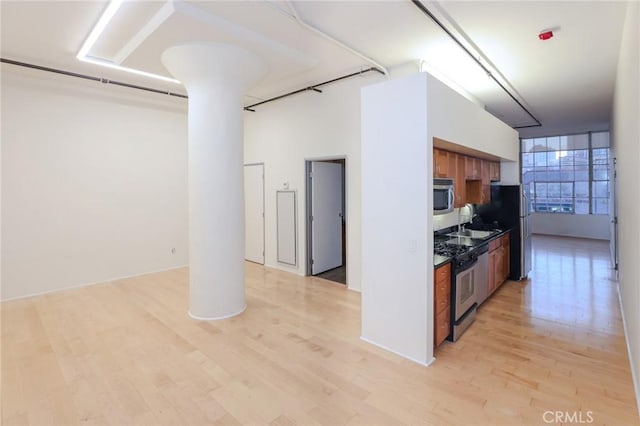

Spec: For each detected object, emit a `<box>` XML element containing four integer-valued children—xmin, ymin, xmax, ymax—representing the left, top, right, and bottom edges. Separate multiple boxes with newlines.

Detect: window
<box><xmin>521</xmin><ymin>132</ymin><xmax>610</xmax><ymax>215</ymax></box>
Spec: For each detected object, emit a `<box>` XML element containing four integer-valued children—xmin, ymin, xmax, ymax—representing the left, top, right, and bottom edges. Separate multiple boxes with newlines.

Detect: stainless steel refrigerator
<box><xmin>478</xmin><ymin>185</ymin><xmax>532</xmax><ymax>280</ymax></box>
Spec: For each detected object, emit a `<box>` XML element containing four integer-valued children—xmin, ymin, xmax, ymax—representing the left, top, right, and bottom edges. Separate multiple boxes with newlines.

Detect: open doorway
<box><xmin>244</xmin><ymin>163</ymin><xmax>265</xmax><ymax>264</ymax></box>
<box><xmin>305</xmin><ymin>158</ymin><xmax>346</xmax><ymax>285</ymax></box>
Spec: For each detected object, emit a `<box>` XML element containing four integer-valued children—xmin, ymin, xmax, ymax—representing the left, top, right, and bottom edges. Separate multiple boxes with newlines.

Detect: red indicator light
<box><xmin>539</xmin><ymin>30</ymin><xmax>553</xmax><ymax>41</ymax></box>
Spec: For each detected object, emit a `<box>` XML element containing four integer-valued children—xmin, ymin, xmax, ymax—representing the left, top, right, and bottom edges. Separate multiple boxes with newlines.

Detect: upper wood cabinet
<box><xmin>481</xmin><ymin>161</ymin><xmax>491</xmax><ymax>204</ymax></box>
<box><xmin>433</xmin><ymin>148</ymin><xmax>451</xmax><ymax>178</ymax></box>
<box><xmin>490</xmin><ymin>161</ymin><xmax>501</xmax><ymax>182</ymax></box>
<box><xmin>454</xmin><ymin>154</ymin><xmax>466</xmax><ymax>207</ymax></box>
<box><xmin>432</xmin><ymin>146</ymin><xmax>501</xmax><ymax>205</ymax></box>
<box><xmin>465</xmin><ymin>156</ymin><xmax>481</xmax><ymax>180</ymax></box>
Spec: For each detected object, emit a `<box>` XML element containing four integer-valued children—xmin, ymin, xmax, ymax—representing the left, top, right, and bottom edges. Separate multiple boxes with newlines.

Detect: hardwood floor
<box><xmin>2</xmin><ymin>235</ymin><xmax>638</xmax><ymax>425</ymax></box>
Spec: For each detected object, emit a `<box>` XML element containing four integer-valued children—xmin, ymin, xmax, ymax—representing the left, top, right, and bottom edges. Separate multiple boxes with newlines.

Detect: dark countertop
<box><xmin>434</xmin><ymin>254</ymin><xmax>452</xmax><ymax>268</ymax></box>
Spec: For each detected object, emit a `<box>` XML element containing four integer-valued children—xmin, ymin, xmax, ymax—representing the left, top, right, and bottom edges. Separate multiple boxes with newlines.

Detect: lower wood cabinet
<box><xmin>488</xmin><ymin>233</ymin><xmax>510</xmax><ymax>296</ymax></box>
<box><xmin>434</xmin><ymin>262</ymin><xmax>451</xmax><ymax>348</ymax></box>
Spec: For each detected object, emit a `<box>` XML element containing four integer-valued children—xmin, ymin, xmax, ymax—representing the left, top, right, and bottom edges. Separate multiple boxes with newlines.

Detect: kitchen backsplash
<box><xmin>433</xmin><ymin>205</ymin><xmax>473</xmax><ymax>231</ymax></box>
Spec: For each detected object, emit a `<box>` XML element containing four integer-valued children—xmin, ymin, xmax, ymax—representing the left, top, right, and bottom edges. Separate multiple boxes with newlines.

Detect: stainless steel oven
<box><xmin>449</xmin><ymin>243</ymin><xmax>488</xmax><ymax>341</ymax></box>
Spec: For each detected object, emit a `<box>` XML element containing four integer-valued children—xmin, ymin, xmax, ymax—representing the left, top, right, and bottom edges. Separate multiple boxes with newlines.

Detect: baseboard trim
<box><xmin>360</xmin><ymin>336</ymin><xmax>434</xmax><ymax>367</ymax></box>
<box><xmin>188</xmin><ymin>304</ymin><xmax>247</xmax><ymax>321</ymax></box>
<box><xmin>0</xmin><ymin>264</ymin><xmax>188</xmax><ymax>302</ymax></box>
<box><xmin>617</xmin><ymin>281</ymin><xmax>640</xmax><ymax>417</ymax></box>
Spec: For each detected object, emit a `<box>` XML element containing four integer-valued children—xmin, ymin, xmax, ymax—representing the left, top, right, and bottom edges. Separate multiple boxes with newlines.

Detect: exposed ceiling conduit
<box><xmin>411</xmin><ymin>0</ymin><xmax>542</xmax><ymax>129</ymax></box>
<box><xmin>0</xmin><ymin>58</ymin><xmax>187</xmax><ymax>98</ymax></box>
<box><xmin>1</xmin><ymin>57</ymin><xmax>382</xmax><ymax>112</ymax></box>
<box><xmin>244</xmin><ymin>67</ymin><xmax>384</xmax><ymax>111</ymax></box>
<box><xmin>283</xmin><ymin>0</ymin><xmax>390</xmax><ymax>79</ymax></box>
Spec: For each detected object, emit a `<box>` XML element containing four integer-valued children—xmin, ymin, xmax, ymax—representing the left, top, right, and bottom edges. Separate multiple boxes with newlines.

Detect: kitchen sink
<box><xmin>446</xmin><ymin>229</ymin><xmax>498</xmax><ymax>239</ymax></box>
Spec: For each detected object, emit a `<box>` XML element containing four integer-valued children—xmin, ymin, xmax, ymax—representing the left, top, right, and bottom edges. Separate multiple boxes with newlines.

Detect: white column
<box><xmin>162</xmin><ymin>43</ymin><xmax>267</xmax><ymax>320</ymax></box>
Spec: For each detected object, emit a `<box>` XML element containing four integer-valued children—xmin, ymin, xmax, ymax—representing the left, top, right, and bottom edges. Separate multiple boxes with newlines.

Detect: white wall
<box><xmin>426</xmin><ymin>74</ymin><xmax>520</xmax><ymax>164</ymax></box>
<box><xmin>1</xmin><ymin>66</ymin><xmax>188</xmax><ymax>300</ymax></box>
<box><xmin>531</xmin><ymin>213</ymin><xmax>610</xmax><ymax>240</ymax></box>
<box><xmin>361</xmin><ymin>72</ymin><xmax>432</xmax><ymax>365</ymax></box>
<box><xmin>611</xmin><ymin>0</ymin><xmax>640</xmax><ymax>414</ymax></box>
<box><xmin>243</xmin><ymin>72</ymin><xmax>386</xmax><ymax>292</ymax></box>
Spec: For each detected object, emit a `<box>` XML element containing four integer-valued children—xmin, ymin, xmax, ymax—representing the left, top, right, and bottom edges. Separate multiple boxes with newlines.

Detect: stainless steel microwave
<box><xmin>434</xmin><ymin>178</ymin><xmax>454</xmax><ymax>215</ymax></box>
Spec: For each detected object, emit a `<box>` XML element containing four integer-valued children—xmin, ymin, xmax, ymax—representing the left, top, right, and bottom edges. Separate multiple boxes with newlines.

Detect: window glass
<box><xmin>522</xmin><ymin>138</ymin><xmax>535</xmax><ymax>153</ymax></box>
<box><xmin>522</xmin><ymin>152</ymin><xmax>534</xmax><ymax>167</ymax></box>
<box><xmin>520</xmin><ymin>132</ymin><xmax>609</xmax><ymax>215</ymax></box>
<box><xmin>575</xmin><ymin>181</ymin><xmax>589</xmax><ymax>198</ymax></box>
<box><xmin>533</xmin><ymin>138</ymin><xmax>547</xmax><ymax>152</ymax></box>
<box><xmin>593</xmin><ymin>165</ymin><xmax>609</xmax><ymax>181</ymax></box>
<box><xmin>566</xmin><ymin>134</ymin><xmax>589</xmax><ymax>149</ymax></box>
<box><xmin>547</xmin><ymin>182</ymin><xmax>561</xmax><ymax>198</ymax></box>
<box><xmin>559</xmin><ymin>167</ymin><xmax>574</xmax><ymax>182</ymax></box>
<box><xmin>593</xmin><ymin>181</ymin><xmax>608</xmax><ymax>198</ymax></box>
<box><xmin>592</xmin><ymin>198</ymin><xmax>609</xmax><ymax>215</ymax></box>
<box><xmin>547</xmin><ymin>136</ymin><xmax>560</xmax><ymax>151</ymax></box>
<box><xmin>575</xmin><ymin>198</ymin><xmax>589</xmax><ymax>214</ymax></box>
<box><xmin>592</xmin><ymin>132</ymin><xmax>610</xmax><ymax>148</ymax></box>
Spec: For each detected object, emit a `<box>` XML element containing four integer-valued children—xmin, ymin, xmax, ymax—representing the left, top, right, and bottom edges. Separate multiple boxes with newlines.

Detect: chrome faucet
<box><xmin>457</xmin><ymin>204</ymin><xmax>472</xmax><ymax>233</ymax></box>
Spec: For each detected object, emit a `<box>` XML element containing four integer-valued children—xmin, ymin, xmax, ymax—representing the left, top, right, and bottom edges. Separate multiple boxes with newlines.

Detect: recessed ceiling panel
<box><xmin>90</xmin><ymin>1</ymin><xmax>167</xmax><ymax>60</ymax></box>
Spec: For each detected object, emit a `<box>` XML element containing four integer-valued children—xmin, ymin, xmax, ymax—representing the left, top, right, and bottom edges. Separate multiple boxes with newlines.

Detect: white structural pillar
<box><xmin>162</xmin><ymin>43</ymin><xmax>266</xmax><ymax>320</ymax></box>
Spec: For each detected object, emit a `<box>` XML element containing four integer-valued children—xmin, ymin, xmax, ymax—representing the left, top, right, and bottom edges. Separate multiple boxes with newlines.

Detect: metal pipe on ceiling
<box><xmin>1</xmin><ymin>57</ymin><xmax>383</xmax><ymax>112</ymax></box>
<box><xmin>410</xmin><ymin>0</ymin><xmax>542</xmax><ymax>129</ymax></box>
<box><xmin>244</xmin><ymin>67</ymin><xmax>385</xmax><ymax>111</ymax></box>
<box><xmin>0</xmin><ymin>58</ymin><xmax>188</xmax><ymax>99</ymax></box>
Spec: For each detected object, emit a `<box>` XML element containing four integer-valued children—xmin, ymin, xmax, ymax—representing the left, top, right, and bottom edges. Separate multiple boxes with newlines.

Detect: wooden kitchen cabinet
<box><xmin>465</xmin><ymin>156</ymin><xmax>481</xmax><ymax>180</ymax></box>
<box><xmin>481</xmin><ymin>160</ymin><xmax>491</xmax><ymax>204</ymax></box>
<box><xmin>432</xmin><ymin>145</ymin><xmax>498</xmax><ymax>205</ymax></box>
<box><xmin>465</xmin><ymin>180</ymin><xmax>482</xmax><ymax>204</ymax></box>
<box><xmin>501</xmin><ymin>233</ymin><xmax>510</xmax><ymax>282</ymax></box>
<box><xmin>488</xmin><ymin>233</ymin><xmax>511</xmax><ymax>296</ymax></box>
<box><xmin>454</xmin><ymin>154</ymin><xmax>466</xmax><ymax>207</ymax></box>
<box><xmin>433</xmin><ymin>148</ymin><xmax>450</xmax><ymax>178</ymax></box>
<box><xmin>434</xmin><ymin>262</ymin><xmax>451</xmax><ymax>347</ymax></box>
<box><xmin>490</xmin><ymin>161</ymin><xmax>501</xmax><ymax>182</ymax></box>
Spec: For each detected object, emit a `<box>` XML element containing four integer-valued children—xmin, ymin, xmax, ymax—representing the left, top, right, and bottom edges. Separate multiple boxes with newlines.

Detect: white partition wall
<box><xmin>361</xmin><ymin>73</ymin><xmax>434</xmax><ymax>365</ymax></box>
<box><xmin>611</xmin><ymin>0</ymin><xmax>640</xmax><ymax>414</ymax></box>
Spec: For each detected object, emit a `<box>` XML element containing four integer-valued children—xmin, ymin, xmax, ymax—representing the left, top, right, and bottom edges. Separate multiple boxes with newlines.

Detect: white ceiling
<box><xmin>0</xmin><ymin>0</ymin><xmax>630</xmax><ymax>137</ymax></box>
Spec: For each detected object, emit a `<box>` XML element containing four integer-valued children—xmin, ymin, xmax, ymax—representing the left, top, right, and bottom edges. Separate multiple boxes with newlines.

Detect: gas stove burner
<box><xmin>434</xmin><ymin>242</ymin><xmax>470</xmax><ymax>257</ymax></box>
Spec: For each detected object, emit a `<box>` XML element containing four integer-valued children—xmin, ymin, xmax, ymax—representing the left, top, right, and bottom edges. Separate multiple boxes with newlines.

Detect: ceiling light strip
<box><xmin>76</xmin><ymin>0</ymin><xmax>180</xmax><ymax>85</ymax></box>
<box><xmin>411</xmin><ymin>0</ymin><xmax>541</xmax><ymax>129</ymax></box>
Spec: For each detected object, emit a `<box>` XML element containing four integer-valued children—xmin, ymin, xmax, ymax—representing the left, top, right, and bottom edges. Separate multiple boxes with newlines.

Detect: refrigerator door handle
<box><xmin>521</xmin><ymin>190</ymin><xmax>528</xmax><ymax>217</ymax></box>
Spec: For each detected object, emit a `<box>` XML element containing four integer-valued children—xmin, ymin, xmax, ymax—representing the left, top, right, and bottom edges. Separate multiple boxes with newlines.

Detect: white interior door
<box><xmin>244</xmin><ymin>164</ymin><xmax>264</xmax><ymax>264</ymax></box>
<box><xmin>311</xmin><ymin>161</ymin><xmax>343</xmax><ymax>274</ymax></box>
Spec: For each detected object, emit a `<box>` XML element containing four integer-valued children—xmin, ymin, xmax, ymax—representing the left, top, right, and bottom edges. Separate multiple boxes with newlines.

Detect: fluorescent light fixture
<box><xmin>76</xmin><ymin>0</ymin><xmax>181</xmax><ymax>85</ymax></box>
<box><xmin>77</xmin><ymin>0</ymin><xmax>124</xmax><ymax>59</ymax></box>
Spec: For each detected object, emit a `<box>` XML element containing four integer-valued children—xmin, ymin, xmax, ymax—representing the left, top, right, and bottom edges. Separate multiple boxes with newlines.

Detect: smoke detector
<box><xmin>538</xmin><ymin>30</ymin><xmax>554</xmax><ymax>40</ymax></box>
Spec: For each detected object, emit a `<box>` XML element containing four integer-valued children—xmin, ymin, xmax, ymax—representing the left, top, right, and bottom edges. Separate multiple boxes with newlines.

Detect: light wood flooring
<box><xmin>2</xmin><ymin>235</ymin><xmax>638</xmax><ymax>425</ymax></box>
